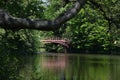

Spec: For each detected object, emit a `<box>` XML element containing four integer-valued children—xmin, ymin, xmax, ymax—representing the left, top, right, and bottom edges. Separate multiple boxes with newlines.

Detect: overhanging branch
<box><xmin>0</xmin><ymin>0</ymin><xmax>86</xmax><ymax>31</ymax></box>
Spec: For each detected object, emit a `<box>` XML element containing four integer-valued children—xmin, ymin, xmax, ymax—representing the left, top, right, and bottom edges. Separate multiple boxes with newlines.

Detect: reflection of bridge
<box><xmin>41</xmin><ymin>37</ymin><xmax>70</xmax><ymax>48</ymax></box>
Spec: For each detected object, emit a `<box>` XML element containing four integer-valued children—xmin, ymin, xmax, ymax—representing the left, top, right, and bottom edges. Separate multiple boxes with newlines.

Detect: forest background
<box><xmin>0</xmin><ymin>0</ymin><xmax>120</xmax><ymax>79</ymax></box>
<box><xmin>0</xmin><ymin>0</ymin><xmax>119</xmax><ymax>54</ymax></box>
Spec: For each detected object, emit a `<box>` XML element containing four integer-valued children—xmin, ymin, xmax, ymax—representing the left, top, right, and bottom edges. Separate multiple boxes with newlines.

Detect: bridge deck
<box><xmin>41</xmin><ymin>40</ymin><xmax>70</xmax><ymax>43</ymax></box>
<box><xmin>41</xmin><ymin>39</ymin><xmax>70</xmax><ymax>48</ymax></box>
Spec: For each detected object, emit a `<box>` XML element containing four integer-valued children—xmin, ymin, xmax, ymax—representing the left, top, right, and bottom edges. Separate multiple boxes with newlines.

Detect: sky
<box><xmin>42</xmin><ymin>0</ymin><xmax>47</xmax><ymax>2</ymax></box>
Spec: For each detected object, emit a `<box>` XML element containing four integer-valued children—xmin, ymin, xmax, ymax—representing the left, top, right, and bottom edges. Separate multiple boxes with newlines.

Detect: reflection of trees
<box><xmin>0</xmin><ymin>53</ymin><xmax>34</xmax><ymax>80</ymax></box>
<box><xmin>67</xmin><ymin>55</ymin><xmax>119</xmax><ymax>80</ymax></box>
<box><xmin>26</xmin><ymin>54</ymin><xmax>120</xmax><ymax>80</ymax></box>
<box><xmin>33</xmin><ymin>54</ymin><xmax>69</xmax><ymax>80</ymax></box>
<box><xmin>109</xmin><ymin>56</ymin><xmax>120</xmax><ymax>80</ymax></box>
<box><xmin>41</xmin><ymin>54</ymin><xmax>68</xmax><ymax>71</ymax></box>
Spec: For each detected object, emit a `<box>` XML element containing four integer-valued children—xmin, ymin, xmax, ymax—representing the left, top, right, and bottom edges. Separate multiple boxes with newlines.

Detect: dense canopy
<box><xmin>0</xmin><ymin>0</ymin><xmax>86</xmax><ymax>30</ymax></box>
<box><xmin>0</xmin><ymin>0</ymin><xmax>120</xmax><ymax>79</ymax></box>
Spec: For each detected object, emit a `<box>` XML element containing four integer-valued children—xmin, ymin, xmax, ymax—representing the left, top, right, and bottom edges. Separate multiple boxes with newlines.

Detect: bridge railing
<box><xmin>40</xmin><ymin>37</ymin><xmax>71</xmax><ymax>48</ymax></box>
<box><xmin>43</xmin><ymin>37</ymin><xmax>71</xmax><ymax>42</ymax></box>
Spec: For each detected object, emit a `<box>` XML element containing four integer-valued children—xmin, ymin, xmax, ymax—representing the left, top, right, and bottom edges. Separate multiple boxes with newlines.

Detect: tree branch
<box><xmin>0</xmin><ymin>0</ymin><xmax>86</xmax><ymax>31</ymax></box>
<box><xmin>88</xmin><ymin>0</ymin><xmax>112</xmax><ymax>22</ymax></box>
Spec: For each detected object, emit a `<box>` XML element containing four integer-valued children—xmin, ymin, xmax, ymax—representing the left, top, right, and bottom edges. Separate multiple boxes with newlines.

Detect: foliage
<box><xmin>0</xmin><ymin>0</ymin><xmax>45</xmax><ymax>79</ymax></box>
<box><xmin>0</xmin><ymin>0</ymin><xmax>120</xmax><ymax>79</ymax></box>
<box><xmin>65</xmin><ymin>4</ymin><xmax>110</xmax><ymax>53</ymax></box>
<box><xmin>90</xmin><ymin>0</ymin><xmax>120</xmax><ymax>53</ymax></box>
<box><xmin>42</xmin><ymin>0</ymin><xmax>67</xmax><ymax>52</ymax></box>
<box><xmin>40</xmin><ymin>0</ymin><xmax>120</xmax><ymax>53</ymax></box>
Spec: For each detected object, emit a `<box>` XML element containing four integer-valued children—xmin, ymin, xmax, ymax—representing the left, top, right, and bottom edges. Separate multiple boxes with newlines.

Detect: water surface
<box><xmin>20</xmin><ymin>53</ymin><xmax>120</xmax><ymax>80</ymax></box>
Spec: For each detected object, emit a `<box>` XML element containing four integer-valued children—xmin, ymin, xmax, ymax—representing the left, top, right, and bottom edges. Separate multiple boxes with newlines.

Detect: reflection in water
<box><xmin>20</xmin><ymin>54</ymin><xmax>120</xmax><ymax>80</ymax></box>
<box><xmin>41</xmin><ymin>54</ymin><xmax>67</xmax><ymax>70</ymax></box>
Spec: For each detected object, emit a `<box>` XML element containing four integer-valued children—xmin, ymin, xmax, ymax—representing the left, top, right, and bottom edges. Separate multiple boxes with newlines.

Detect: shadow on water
<box><xmin>2</xmin><ymin>53</ymin><xmax>120</xmax><ymax>80</ymax></box>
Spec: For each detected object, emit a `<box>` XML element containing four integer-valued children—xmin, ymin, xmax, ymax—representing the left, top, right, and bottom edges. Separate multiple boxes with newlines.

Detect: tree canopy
<box><xmin>0</xmin><ymin>0</ymin><xmax>86</xmax><ymax>30</ymax></box>
<box><xmin>1</xmin><ymin>0</ymin><xmax>120</xmax><ymax>79</ymax></box>
<box><xmin>0</xmin><ymin>0</ymin><xmax>120</xmax><ymax>53</ymax></box>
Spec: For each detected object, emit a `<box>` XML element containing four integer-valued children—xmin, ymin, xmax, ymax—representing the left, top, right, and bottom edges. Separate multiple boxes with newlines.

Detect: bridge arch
<box><xmin>41</xmin><ymin>38</ymin><xmax>70</xmax><ymax>53</ymax></box>
<box><xmin>41</xmin><ymin>40</ymin><xmax>70</xmax><ymax>48</ymax></box>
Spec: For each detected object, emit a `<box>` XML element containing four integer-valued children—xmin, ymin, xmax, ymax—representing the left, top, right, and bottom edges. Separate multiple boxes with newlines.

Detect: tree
<box><xmin>0</xmin><ymin>0</ymin><xmax>119</xmax><ymax>31</ymax></box>
<box><xmin>0</xmin><ymin>0</ymin><xmax>86</xmax><ymax>30</ymax></box>
<box><xmin>40</xmin><ymin>0</ymin><xmax>119</xmax><ymax>53</ymax></box>
<box><xmin>0</xmin><ymin>0</ymin><xmax>120</xmax><ymax>53</ymax></box>
<box><xmin>0</xmin><ymin>0</ymin><xmax>45</xmax><ymax>79</ymax></box>
<box><xmin>66</xmin><ymin>5</ymin><xmax>110</xmax><ymax>53</ymax></box>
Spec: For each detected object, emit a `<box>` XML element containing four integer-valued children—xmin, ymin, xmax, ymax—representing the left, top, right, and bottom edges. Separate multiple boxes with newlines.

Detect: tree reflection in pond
<box><xmin>20</xmin><ymin>54</ymin><xmax>120</xmax><ymax>80</ymax></box>
<box><xmin>41</xmin><ymin>54</ymin><xmax>68</xmax><ymax>70</ymax></box>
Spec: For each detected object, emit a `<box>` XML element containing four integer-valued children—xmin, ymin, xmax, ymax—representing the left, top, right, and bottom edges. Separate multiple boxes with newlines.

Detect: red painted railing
<box><xmin>41</xmin><ymin>37</ymin><xmax>70</xmax><ymax>48</ymax></box>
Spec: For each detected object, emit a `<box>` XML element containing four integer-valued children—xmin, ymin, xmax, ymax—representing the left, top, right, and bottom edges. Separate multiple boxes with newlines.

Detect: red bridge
<box><xmin>41</xmin><ymin>37</ymin><xmax>70</xmax><ymax>48</ymax></box>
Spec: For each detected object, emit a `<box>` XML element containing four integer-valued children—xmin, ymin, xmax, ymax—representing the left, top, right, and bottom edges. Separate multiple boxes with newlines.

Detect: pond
<box><xmin>20</xmin><ymin>53</ymin><xmax>120</xmax><ymax>80</ymax></box>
